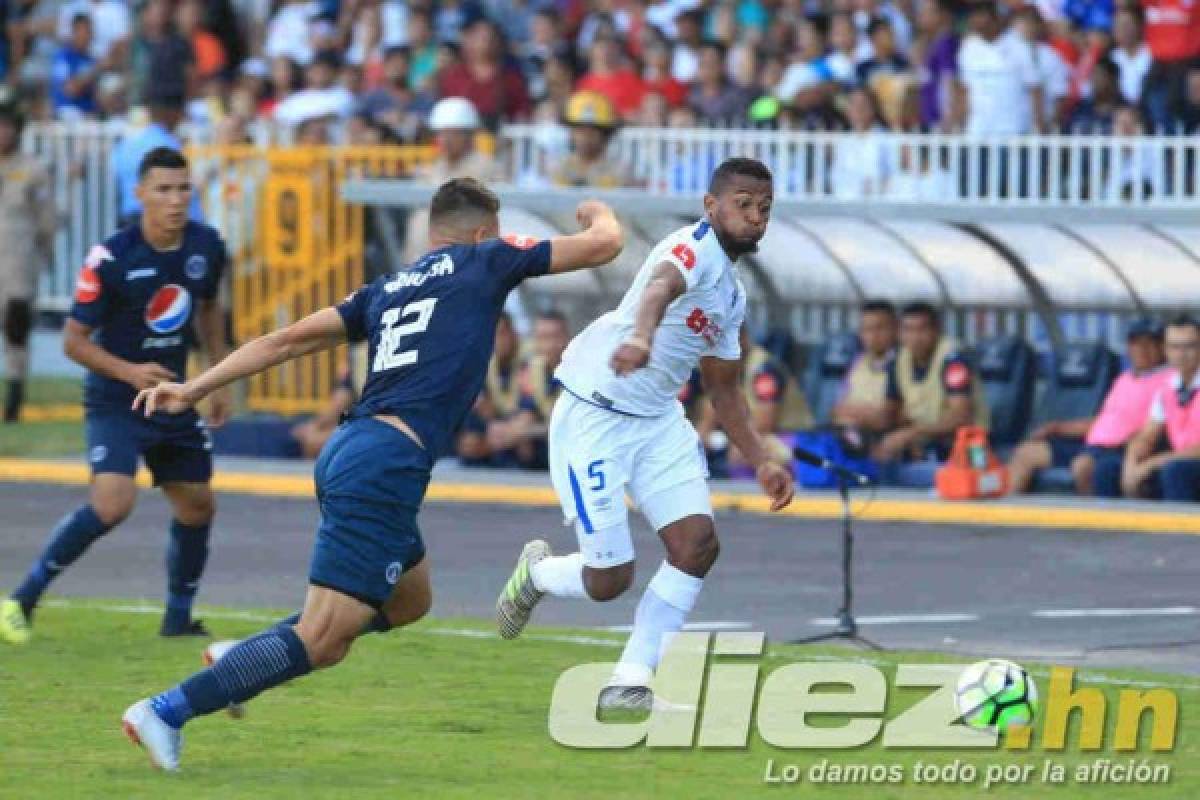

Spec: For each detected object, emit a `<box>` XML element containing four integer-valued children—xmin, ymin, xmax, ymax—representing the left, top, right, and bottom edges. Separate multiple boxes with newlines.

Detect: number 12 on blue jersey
<box><xmin>373</xmin><ymin>298</ymin><xmax>438</xmax><ymax>373</ymax></box>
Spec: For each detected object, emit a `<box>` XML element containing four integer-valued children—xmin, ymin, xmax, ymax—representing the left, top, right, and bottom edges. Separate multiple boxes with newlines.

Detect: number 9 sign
<box><xmin>263</xmin><ymin>175</ymin><xmax>313</xmax><ymax>270</ymax></box>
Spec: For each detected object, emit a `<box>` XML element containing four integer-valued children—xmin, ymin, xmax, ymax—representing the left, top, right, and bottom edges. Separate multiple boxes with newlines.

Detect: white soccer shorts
<box><xmin>548</xmin><ymin>390</ymin><xmax>712</xmax><ymax>568</ymax></box>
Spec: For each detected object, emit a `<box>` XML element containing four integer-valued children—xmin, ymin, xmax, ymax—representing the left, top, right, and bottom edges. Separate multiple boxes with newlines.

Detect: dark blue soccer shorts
<box><xmin>85</xmin><ymin>409</ymin><xmax>213</xmax><ymax>485</ymax></box>
<box><xmin>310</xmin><ymin>416</ymin><xmax>432</xmax><ymax>609</ymax></box>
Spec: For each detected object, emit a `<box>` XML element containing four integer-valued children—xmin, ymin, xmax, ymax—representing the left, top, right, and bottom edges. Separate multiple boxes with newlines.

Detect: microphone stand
<box><xmin>791</xmin><ymin>471</ymin><xmax>881</xmax><ymax>650</ymax></box>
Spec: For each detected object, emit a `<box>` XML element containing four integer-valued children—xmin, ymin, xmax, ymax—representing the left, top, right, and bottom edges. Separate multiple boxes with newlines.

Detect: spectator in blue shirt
<box><xmin>51</xmin><ymin>13</ymin><xmax>99</xmax><ymax>118</ymax></box>
<box><xmin>109</xmin><ymin>88</ymin><xmax>203</xmax><ymax>225</ymax></box>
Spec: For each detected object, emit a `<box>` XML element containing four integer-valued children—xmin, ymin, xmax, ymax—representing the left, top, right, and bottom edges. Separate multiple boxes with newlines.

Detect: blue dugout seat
<box><xmin>804</xmin><ymin>331</ymin><xmax>860</xmax><ymax>425</ymax></box>
<box><xmin>1029</xmin><ymin>341</ymin><xmax>1121</xmax><ymax>492</ymax></box>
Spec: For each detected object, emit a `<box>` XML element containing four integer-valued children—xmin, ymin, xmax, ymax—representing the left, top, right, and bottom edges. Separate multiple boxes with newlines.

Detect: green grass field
<box><xmin>1</xmin><ymin>600</ymin><xmax>1195</xmax><ymax>799</ymax></box>
<box><xmin>0</xmin><ymin>420</ymin><xmax>83</xmax><ymax>458</ymax></box>
<box><xmin>0</xmin><ymin>377</ymin><xmax>85</xmax><ymax>458</ymax></box>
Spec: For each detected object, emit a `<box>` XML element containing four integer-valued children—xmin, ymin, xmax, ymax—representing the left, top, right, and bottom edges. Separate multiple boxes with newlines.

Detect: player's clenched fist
<box><xmin>123</xmin><ymin>362</ymin><xmax>177</xmax><ymax>391</ymax></box>
<box><xmin>575</xmin><ymin>200</ymin><xmax>614</xmax><ymax>229</ymax></box>
<box><xmin>756</xmin><ymin>461</ymin><xmax>795</xmax><ymax>512</ymax></box>
<box><xmin>133</xmin><ymin>381</ymin><xmax>199</xmax><ymax>416</ymax></box>
<box><xmin>610</xmin><ymin>337</ymin><xmax>650</xmax><ymax>376</ymax></box>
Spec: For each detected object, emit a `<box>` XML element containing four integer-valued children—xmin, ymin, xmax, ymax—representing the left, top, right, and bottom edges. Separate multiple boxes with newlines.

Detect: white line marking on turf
<box><xmin>37</xmin><ymin>600</ymin><xmax>1200</xmax><ymax>692</ymax></box>
<box><xmin>598</xmin><ymin>621</ymin><xmax>752</xmax><ymax>633</ymax></box>
<box><xmin>1033</xmin><ymin>607</ymin><xmax>1198</xmax><ymax>619</ymax></box>
<box><xmin>810</xmin><ymin>613</ymin><xmax>980</xmax><ymax>626</ymax></box>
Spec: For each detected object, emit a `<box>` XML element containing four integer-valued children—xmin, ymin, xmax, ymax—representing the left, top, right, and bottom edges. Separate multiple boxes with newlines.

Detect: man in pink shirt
<box><xmin>1122</xmin><ymin>315</ymin><xmax>1200</xmax><ymax>502</ymax></box>
<box><xmin>1008</xmin><ymin>318</ymin><xmax>1167</xmax><ymax>496</ymax></box>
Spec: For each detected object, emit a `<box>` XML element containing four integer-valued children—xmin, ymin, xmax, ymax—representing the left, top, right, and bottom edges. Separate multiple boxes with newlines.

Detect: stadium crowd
<box><xmin>2</xmin><ymin>0</ymin><xmax>1198</xmax><ymax>142</ymax></box>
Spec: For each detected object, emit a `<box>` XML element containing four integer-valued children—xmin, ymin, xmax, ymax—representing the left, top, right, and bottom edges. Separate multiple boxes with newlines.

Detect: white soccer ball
<box><xmin>954</xmin><ymin>659</ymin><xmax>1038</xmax><ymax>732</ymax></box>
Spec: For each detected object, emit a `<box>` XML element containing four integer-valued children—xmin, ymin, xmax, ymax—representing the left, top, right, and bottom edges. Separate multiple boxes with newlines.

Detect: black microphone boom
<box><xmin>792</xmin><ymin>445</ymin><xmax>871</xmax><ymax>486</ymax></box>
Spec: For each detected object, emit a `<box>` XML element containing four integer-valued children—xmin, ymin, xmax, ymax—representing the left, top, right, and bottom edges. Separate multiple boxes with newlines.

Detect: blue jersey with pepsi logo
<box><xmin>70</xmin><ymin>221</ymin><xmax>227</xmax><ymax>413</ymax></box>
<box><xmin>337</xmin><ymin>237</ymin><xmax>552</xmax><ymax>460</ymax></box>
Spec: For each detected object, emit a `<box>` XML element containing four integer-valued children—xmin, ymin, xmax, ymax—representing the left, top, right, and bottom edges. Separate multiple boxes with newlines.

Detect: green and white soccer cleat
<box><xmin>496</xmin><ymin>539</ymin><xmax>551</xmax><ymax>640</ymax></box>
<box><xmin>0</xmin><ymin>597</ymin><xmax>30</xmax><ymax>645</ymax></box>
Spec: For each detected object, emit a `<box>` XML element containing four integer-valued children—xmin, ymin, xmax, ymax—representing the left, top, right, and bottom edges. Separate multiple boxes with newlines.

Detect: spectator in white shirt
<box><xmin>1011</xmin><ymin>6</ymin><xmax>1069</xmax><ymax>132</ymax></box>
<box><xmin>265</xmin><ymin>0</ymin><xmax>318</xmax><ymax>67</ymax></box>
<box><xmin>826</xmin><ymin>12</ymin><xmax>861</xmax><ymax>87</ymax></box>
<box><xmin>831</xmin><ymin>87</ymin><xmax>893</xmax><ymax>198</ymax></box>
<box><xmin>953</xmin><ymin>1</ymin><xmax>1041</xmax><ymax>135</ymax></box>
<box><xmin>1111</xmin><ymin>6</ymin><xmax>1153</xmax><ymax>105</ymax></box>
<box><xmin>1104</xmin><ymin>104</ymin><xmax>1160</xmax><ymax>202</ymax></box>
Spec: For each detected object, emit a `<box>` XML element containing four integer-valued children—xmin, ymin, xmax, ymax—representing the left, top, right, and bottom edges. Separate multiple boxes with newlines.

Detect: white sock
<box><xmin>531</xmin><ymin>553</ymin><xmax>587</xmax><ymax>598</ymax></box>
<box><xmin>610</xmin><ymin>562</ymin><xmax>703</xmax><ymax>687</ymax></box>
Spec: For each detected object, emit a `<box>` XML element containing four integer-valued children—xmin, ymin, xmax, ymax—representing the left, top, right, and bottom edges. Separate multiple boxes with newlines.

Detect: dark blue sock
<box><xmin>275</xmin><ymin>610</ymin><xmax>391</xmax><ymax>634</ymax></box>
<box><xmin>152</xmin><ymin>625</ymin><xmax>313</xmax><ymax>729</ymax></box>
<box><xmin>163</xmin><ymin>520</ymin><xmax>211</xmax><ymax>630</ymax></box>
<box><xmin>12</xmin><ymin>506</ymin><xmax>111</xmax><ymax>615</ymax></box>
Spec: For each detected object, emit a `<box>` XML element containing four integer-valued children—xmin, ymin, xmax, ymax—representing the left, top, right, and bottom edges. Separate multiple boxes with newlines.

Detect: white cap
<box><xmin>428</xmin><ymin>96</ymin><xmax>481</xmax><ymax>131</ymax></box>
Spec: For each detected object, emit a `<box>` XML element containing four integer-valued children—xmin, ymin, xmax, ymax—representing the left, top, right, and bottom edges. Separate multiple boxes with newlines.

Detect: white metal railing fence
<box><xmin>504</xmin><ymin>125</ymin><xmax>1200</xmax><ymax>209</ymax></box>
<box><xmin>26</xmin><ymin>121</ymin><xmax>1200</xmax><ymax>312</ymax></box>
<box><xmin>25</xmin><ymin>121</ymin><xmax>123</xmax><ymax>312</ymax></box>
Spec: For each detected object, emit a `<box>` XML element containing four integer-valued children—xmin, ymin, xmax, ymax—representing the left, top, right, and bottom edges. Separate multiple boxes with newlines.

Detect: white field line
<box><xmin>37</xmin><ymin>599</ymin><xmax>1200</xmax><ymax>692</ymax></box>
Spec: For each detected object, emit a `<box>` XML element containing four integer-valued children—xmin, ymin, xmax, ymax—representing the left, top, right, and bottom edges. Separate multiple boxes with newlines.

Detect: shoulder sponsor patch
<box><xmin>944</xmin><ymin>361</ymin><xmax>970</xmax><ymax>391</ymax></box>
<box><xmin>671</xmin><ymin>242</ymin><xmax>697</xmax><ymax>270</ymax></box>
<box><xmin>502</xmin><ymin>233</ymin><xmax>539</xmax><ymax>250</ymax></box>
<box><xmin>75</xmin><ymin>264</ymin><xmax>102</xmax><ymax>303</ymax></box>
<box><xmin>75</xmin><ymin>244</ymin><xmax>114</xmax><ymax>303</ymax></box>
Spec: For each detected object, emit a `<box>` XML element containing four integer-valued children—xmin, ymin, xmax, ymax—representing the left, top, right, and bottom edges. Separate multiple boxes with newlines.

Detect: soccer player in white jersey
<box><xmin>496</xmin><ymin>157</ymin><xmax>795</xmax><ymax>710</ymax></box>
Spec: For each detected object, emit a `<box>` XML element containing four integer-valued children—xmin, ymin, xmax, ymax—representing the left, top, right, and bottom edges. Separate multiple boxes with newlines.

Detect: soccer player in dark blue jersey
<box><xmin>120</xmin><ymin>178</ymin><xmax>623</xmax><ymax>770</ymax></box>
<box><xmin>0</xmin><ymin>147</ymin><xmax>230</xmax><ymax>645</ymax></box>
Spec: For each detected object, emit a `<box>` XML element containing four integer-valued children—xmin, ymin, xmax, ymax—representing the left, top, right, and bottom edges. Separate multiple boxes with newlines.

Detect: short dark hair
<box><xmin>70</xmin><ymin>12</ymin><xmax>92</xmax><ymax>29</ymax></box>
<box><xmin>1116</xmin><ymin>5</ymin><xmax>1144</xmax><ymax>25</ymax></box>
<box><xmin>1165</xmin><ymin>313</ymin><xmax>1200</xmax><ymax>335</ymax></box>
<box><xmin>866</xmin><ymin>17</ymin><xmax>892</xmax><ymax>37</ymax></box>
<box><xmin>708</xmin><ymin>157</ymin><xmax>773</xmax><ymax>195</ymax></box>
<box><xmin>862</xmin><ymin>299</ymin><xmax>896</xmax><ymax>317</ymax></box>
<box><xmin>429</xmin><ymin>177</ymin><xmax>499</xmax><ymax>226</ymax></box>
<box><xmin>966</xmin><ymin>0</ymin><xmax>998</xmax><ymax>17</ymax></box>
<box><xmin>901</xmin><ymin>301</ymin><xmax>941</xmax><ymax>328</ymax></box>
<box><xmin>1094</xmin><ymin>56</ymin><xmax>1119</xmax><ymax>83</ymax></box>
<box><xmin>137</xmin><ymin>146</ymin><xmax>188</xmax><ymax>180</ymax></box>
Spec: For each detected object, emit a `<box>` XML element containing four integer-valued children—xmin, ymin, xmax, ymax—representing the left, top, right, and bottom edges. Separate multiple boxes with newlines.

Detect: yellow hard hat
<box><xmin>563</xmin><ymin>90</ymin><xmax>618</xmax><ymax>129</ymax></box>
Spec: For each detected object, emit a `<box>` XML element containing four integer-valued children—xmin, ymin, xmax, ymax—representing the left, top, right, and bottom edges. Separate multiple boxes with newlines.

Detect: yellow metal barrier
<box><xmin>190</xmin><ymin>145</ymin><xmax>436</xmax><ymax>415</ymax></box>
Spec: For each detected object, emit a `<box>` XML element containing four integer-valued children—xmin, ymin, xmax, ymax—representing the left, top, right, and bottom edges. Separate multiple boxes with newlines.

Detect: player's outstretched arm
<box><xmin>546</xmin><ymin>200</ymin><xmax>624</xmax><ymax>274</ymax></box>
<box><xmin>610</xmin><ymin>261</ymin><xmax>685</xmax><ymax>376</ymax></box>
<box><xmin>700</xmin><ymin>354</ymin><xmax>795</xmax><ymax>512</ymax></box>
<box><xmin>133</xmin><ymin>307</ymin><xmax>348</xmax><ymax>416</ymax></box>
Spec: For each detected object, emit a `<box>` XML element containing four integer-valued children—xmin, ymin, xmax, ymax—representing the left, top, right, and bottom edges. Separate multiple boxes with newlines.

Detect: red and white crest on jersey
<box><xmin>670</xmin><ymin>243</ymin><xmax>696</xmax><ymax>270</ymax></box>
<box><xmin>944</xmin><ymin>362</ymin><xmax>970</xmax><ymax>391</ymax></box>
<box><xmin>753</xmin><ymin>371</ymin><xmax>781</xmax><ymax>402</ymax></box>
<box><xmin>503</xmin><ymin>233</ymin><xmax>539</xmax><ymax>250</ymax></box>
<box><xmin>74</xmin><ymin>245</ymin><xmax>113</xmax><ymax>303</ymax></box>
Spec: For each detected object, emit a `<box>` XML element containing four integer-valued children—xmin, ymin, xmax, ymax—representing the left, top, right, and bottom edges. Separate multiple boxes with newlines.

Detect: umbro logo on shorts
<box><xmin>385</xmin><ymin>562</ymin><xmax>402</xmax><ymax>585</ymax></box>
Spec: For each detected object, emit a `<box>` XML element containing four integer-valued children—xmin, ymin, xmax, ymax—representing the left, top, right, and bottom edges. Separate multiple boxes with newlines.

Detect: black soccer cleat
<box><xmin>159</xmin><ymin>618</ymin><xmax>212</xmax><ymax>638</ymax></box>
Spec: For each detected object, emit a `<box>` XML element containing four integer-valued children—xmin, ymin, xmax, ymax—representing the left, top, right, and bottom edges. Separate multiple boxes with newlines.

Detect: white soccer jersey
<box><xmin>555</xmin><ymin>219</ymin><xmax>747</xmax><ymax>417</ymax></box>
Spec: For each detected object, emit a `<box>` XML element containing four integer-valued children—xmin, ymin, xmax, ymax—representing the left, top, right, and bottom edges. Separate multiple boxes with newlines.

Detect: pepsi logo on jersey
<box><xmin>144</xmin><ymin>284</ymin><xmax>192</xmax><ymax>334</ymax></box>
